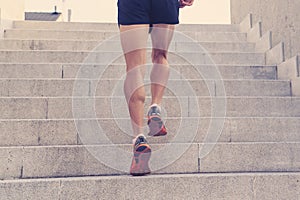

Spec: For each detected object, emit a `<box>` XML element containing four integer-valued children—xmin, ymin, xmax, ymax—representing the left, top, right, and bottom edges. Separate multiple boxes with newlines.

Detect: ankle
<box><xmin>149</xmin><ymin>103</ymin><xmax>161</xmax><ymax>110</ymax></box>
<box><xmin>132</xmin><ymin>133</ymin><xmax>145</xmax><ymax>144</ymax></box>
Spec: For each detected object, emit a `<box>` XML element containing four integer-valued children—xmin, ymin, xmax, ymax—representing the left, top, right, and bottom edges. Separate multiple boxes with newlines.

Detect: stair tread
<box><xmin>2</xmin><ymin>171</ymin><xmax>300</xmax><ymax>182</ymax></box>
<box><xmin>1</xmin><ymin>172</ymin><xmax>299</xmax><ymax>199</ymax></box>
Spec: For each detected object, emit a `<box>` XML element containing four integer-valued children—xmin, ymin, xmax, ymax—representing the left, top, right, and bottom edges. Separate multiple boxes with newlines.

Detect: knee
<box><xmin>152</xmin><ymin>49</ymin><xmax>167</xmax><ymax>64</ymax></box>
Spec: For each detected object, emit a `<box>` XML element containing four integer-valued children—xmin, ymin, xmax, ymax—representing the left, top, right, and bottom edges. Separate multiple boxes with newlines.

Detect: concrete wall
<box><xmin>231</xmin><ymin>0</ymin><xmax>300</xmax><ymax>59</ymax></box>
<box><xmin>0</xmin><ymin>0</ymin><xmax>25</xmax><ymax>35</ymax></box>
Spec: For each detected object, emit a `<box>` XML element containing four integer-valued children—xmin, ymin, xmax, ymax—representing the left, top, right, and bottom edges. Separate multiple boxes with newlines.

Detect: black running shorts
<box><xmin>118</xmin><ymin>0</ymin><xmax>180</xmax><ymax>25</ymax></box>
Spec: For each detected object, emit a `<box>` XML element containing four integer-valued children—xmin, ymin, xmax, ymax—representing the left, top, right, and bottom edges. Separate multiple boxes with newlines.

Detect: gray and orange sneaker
<box><xmin>147</xmin><ymin>104</ymin><xmax>167</xmax><ymax>137</ymax></box>
<box><xmin>130</xmin><ymin>134</ymin><xmax>151</xmax><ymax>176</ymax></box>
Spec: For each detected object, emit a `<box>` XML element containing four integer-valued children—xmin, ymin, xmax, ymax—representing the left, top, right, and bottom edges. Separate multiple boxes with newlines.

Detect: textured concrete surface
<box><xmin>0</xmin><ymin>64</ymin><xmax>62</xmax><ymax>78</ymax></box>
<box><xmin>0</xmin><ymin>39</ymin><xmax>257</xmax><ymax>52</ymax></box>
<box><xmin>247</xmin><ymin>22</ymin><xmax>262</xmax><ymax>43</ymax></box>
<box><xmin>4</xmin><ymin>29</ymin><xmax>117</xmax><ymax>40</ymax></box>
<box><xmin>0</xmin><ymin>179</ymin><xmax>60</xmax><ymax>200</ymax></box>
<box><xmin>231</xmin><ymin>0</ymin><xmax>300</xmax><ymax>59</ymax></box>
<box><xmin>4</xmin><ymin>29</ymin><xmax>246</xmax><ymax>43</ymax></box>
<box><xmin>278</xmin><ymin>55</ymin><xmax>299</xmax><ymax>79</ymax></box>
<box><xmin>239</xmin><ymin>13</ymin><xmax>252</xmax><ymax>33</ymax></box>
<box><xmin>0</xmin><ymin>50</ymin><xmax>266</xmax><ymax>65</ymax></box>
<box><xmin>1</xmin><ymin>97</ymin><xmax>300</xmax><ymax>120</ymax></box>
<box><xmin>13</xmin><ymin>21</ymin><xmax>239</xmax><ymax>32</ymax></box>
<box><xmin>0</xmin><ymin>120</ymin><xmax>77</xmax><ymax>146</ymax></box>
<box><xmin>61</xmin><ymin>64</ymin><xmax>277</xmax><ymax>80</ymax></box>
<box><xmin>266</xmin><ymin>42</ymin><xmax>284</xmax><ymax>65</ymax></box>
<box><xmin>1</xmin><ymin>173</ymin><xmax>300</xmax><ymax>200</ymax></box>
<box><xmin>292</xmin><ymin>77</ymin><xmax>300</xmax><ymax>96</ymax></box>
<box><xmin>191</xmin><ymin>97</ymin><xmax>300</xmax><ymax>118</ymax></box>
<box><xmin>1</xmin><ymin>141</ymin><xmax>300</xmax><ymax>178</ymax></box>
<box><xmin>175</xmin><ymin>41</ymin><xmax>255</xmax><ymax>52</ymax></box>
<box><xmin>4</xmin><ymin>143</ymin><xmax>197</xmax><ymax>178</ymax></box>
<box><xmin>1</xmin><ymin>117</ymin><xmax>300</xmax><ymax>147</ymax></box>
<box><xmin>255</xmin><ymin>31</ymin><xmax>272</xmax><ymax>52</ymax></box>
<box><xmin>0</xmin><ymin>98</ymin><xmax>47</xmax><ymax>119</ymax></box>
<box><xmin>0</xmin><ymin>79</ymin><xmax>290</xmax><ymax>97</ymax></box>
<box><xmin>0</xmin><ymin>147</ymin><xmax>23</xmax><ymax>179</ymax></box>
<box><xmin>215</xmin><ymin>80</ymin><xmax>290</xmax><ymax>96</ymax></box>
<box><xmin>12</xmin><ymin>21</ymin><xmax>120</xmax><ymax>31</ymax></box>
<box><xmin>200</xmin><ymin>142</ymin><xmax>300</xmax><ymax>172</ymax></box>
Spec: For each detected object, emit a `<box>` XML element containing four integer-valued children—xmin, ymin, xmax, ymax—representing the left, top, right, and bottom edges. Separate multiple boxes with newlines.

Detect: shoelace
<box><xmin>148</xmin><ymin>106</ymin><xmax>161</xmax><ymax>116</ymax></box>
<box><xmin>135</xmin><ymin>136</ymin><xmax>147</xmax><ymax>147</ymax></box>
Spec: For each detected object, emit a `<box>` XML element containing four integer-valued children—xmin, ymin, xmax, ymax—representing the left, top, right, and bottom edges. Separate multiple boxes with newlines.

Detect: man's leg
<box><xmin>150</xmin><ymin>24</ymin><xmax>175</xmax><ymax>104</ymax></box>
<box><xmin>120</xmin><ymin>25</ymin><xmax>152</xmax><ymax>176</ymax></box>
<box><xmin>147</xmin><ymin>24</ymin><xmax>175</xmax><ymax>136</ymax></box>
<box><xmin>119</xmin><ymin>25</ymin><xmax>149</xmax><ymax>137</ymax></box>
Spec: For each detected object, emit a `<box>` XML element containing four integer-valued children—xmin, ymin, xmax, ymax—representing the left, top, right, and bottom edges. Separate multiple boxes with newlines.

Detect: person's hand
<box><xmin>179</xmin><ymin>0</ymin><xmax>194</xmax><ymax>8</ymax></box>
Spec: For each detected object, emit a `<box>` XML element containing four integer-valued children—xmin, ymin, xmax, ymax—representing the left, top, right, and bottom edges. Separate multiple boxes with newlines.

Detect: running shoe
<box><xmin>130</xmin><ymin>135</ymin><xmax>151</xmax><ymax>176</ymax></box>
<box><xmin>147</xmin><ymin>105</ymin><xmax>167</xmax><ymax>137</ymax></box>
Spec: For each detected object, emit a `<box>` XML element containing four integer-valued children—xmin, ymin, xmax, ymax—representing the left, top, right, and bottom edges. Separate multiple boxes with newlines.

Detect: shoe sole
<box><xmin>148</xmin><ymin>116</ymin><xmax>167</xmax><ymax>137</ymax></box>
<box><xmin>130</xmin><ymin>144</ymin><xmax>152</xmax><ymax>176</ymax></box>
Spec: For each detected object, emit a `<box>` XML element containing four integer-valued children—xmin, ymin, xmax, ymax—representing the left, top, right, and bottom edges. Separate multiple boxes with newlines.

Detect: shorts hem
<box><xmin>118</xmin><ymin>22</ymin><xmax>179</xmax><ymax>26</ymax></box>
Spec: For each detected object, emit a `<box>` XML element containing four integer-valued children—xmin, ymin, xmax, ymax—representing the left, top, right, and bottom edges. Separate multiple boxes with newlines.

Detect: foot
<box><xmin>130</xmin><ymin>134</ymin><xmax>151</xmax><ymax>176</ymax></box>
<box><xmin>147</xmin><ymin>104</ymin><xmax>167</xmax><ymax>137</ymax></box>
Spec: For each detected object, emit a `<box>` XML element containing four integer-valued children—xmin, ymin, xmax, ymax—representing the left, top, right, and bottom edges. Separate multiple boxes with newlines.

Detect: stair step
<box><xmin>1</xmin><ymin>143</ymin><xmax>300</xmax><ymax>180</ymax></box>
<box><xmin>200</xmin><ymin>142</ymin><xmax>300</xmax><ymax>173</ymax></box>
<box><xmin>0</xmin><ymin>39</ymin><xmax>256</xmax><ymax>52</ymax></box>
<box><xmin>0</xmin><ymin>79</ymin><xmax>290</xmax><ymax>97</ymax></box>
<box><xmin>0</xmin><ymin>117</ymin><xmax>300</xmax><ymax>146</ymax></box>
<box><xmin>13</xmin><ymin>21</ymin><xmax>240</xmax><ymax>32</ymax></box>
<box><xmin>0</xmin><ymin>64</ymin><xmax>277</xmax><ymax>80</ymax></box>
<box><xmin>1</xmin><ymin>173</ymin><xmax>299</xmax><ymax>199</ymax></box>
<box><xmin>63</xmin><ymin>64</ymin><xmax>278</xmax><ymax>80</ymax></box>
<box><xmin>4</xmin><ymin>29</ymin><xmax>117</xmax><ymax>41</ymax></box>
<box><xmin>13</xmin><ymin>21</ymin><xmax>120</xmax><ymax>31</ymax></box>
<box><xmin>0</xmin><ymin>97</ymin><xmax>299</xmax><ymax>120</ymax></box>
<box><xmin>178</xmin><ymin>31</ymin><xmax>247</xmax><ymax>42</ymax></box>
<box><xmin>177</xmin><ymin>24</ymin><xmax>240</xmax><ymax>32</ymax></box>
<box><xmin>0</xmin><ymin>51</ymin><xmax>266</xmax><ymax>65</ymax></box>
<box><xmin>4</xmin><ymin>29</ymin><xmax>247</xmax><ymax>42</ymax></box>
<box><xmin>1</xmin><ymin>144</ymin><xmax>199</xmax><ymax>179</ymax></box>
<box><xmin>175</xmin><ymin>41</ymin><xmax>255</xmax><ymax>52</ymax></box>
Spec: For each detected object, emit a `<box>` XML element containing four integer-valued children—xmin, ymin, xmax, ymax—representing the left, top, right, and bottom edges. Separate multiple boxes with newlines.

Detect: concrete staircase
<box><xmin>0</xmin><ymin>21</ymin><xmax>299</xmax><ymax>199</ymax></box>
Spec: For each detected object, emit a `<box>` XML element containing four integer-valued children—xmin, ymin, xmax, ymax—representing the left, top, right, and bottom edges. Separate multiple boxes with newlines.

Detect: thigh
<box><xmin>151</xmin><ymin>24</ymin><xmax>176</xmax><ymax>52</ymax></box>
<box><xmin>120</xmin><ymin>25</ymin><xmax>149</xmax><ymax>72</ymax></box>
